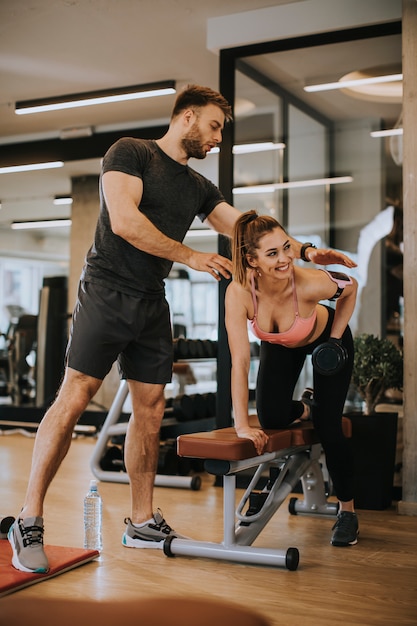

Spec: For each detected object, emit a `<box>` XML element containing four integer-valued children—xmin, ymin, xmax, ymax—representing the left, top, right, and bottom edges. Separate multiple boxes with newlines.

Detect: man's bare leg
<box><xmin>21</xmin><ymin>368</ymin><xmax>102</xmax><ymax>518</ymax></box>
<box><xmin>121</xmin><ymin>380</ymin><xmax>185</xmax><ymax>548</ymax></box>
<box><xmin>9</xmin><ymin>368</ymin><xmax>102</xmax><ymax>572</ymax></box>
<box><xmin>123</xmin><ymin>380</ymin><xmax>166</xmax><ymax>524</ymax></box>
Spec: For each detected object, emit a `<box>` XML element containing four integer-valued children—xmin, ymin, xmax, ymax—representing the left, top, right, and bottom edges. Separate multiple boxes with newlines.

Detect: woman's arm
<box><xmin>306</xmin><ymin>269</ymin><xmax>358</xmax><ymax>338</ymax></box>
<box><xmin>330</xmin><ymin>277</ymin><xmax>358</xmax><ymax>339</ymax></box>
<box><xmin>225</xmin><ymin>282</ymin><xmax>268</xmax><ymax>454</ymax></box>
<box><xmin>293</xmin><ymin>240</ymin><xmax>357</xmax><ymax>268</ymax></box>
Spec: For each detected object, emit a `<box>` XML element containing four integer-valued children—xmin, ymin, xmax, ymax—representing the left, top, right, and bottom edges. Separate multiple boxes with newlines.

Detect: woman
<box><xmin>225</xmin><ymin>210</ymin><xmax>359</xmax><ymax>547</ymax></box>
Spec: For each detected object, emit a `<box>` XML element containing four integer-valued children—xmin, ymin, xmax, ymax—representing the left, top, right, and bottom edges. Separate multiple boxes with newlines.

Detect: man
<box><xmin>9</xmin><ymin>84</ymin><xmax>356</xmax><ymax>573</ymax></box>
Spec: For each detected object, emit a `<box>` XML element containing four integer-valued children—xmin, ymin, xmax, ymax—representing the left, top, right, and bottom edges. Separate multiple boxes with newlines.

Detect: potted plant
<box><xmin>348</xmin><ymin>333</ymin><xmax>403</xmax><ymax>510</ymax></box>
<box><xmin>352</xmin><ymin>333</ymin><xmax>403</xmax><ymax>415</ymax></box>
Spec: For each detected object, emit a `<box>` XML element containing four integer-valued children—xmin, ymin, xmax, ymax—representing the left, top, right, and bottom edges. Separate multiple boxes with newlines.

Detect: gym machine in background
<box><xmin>36</xmin><ymin>276</ymin><xmax>68</xmax><ymax>408</ymax></box>
<box><xmin>0</xmin><ymin>276</ymin><xmax>67</xmax><ymax>409</ymax></box>
<box><xmin>0</xmin><ymin>305</ymin><xmax>37</xmax><ymax>405</ymax></box>
<box><xmin>0</xmin><ymin>276</ymin><xmax>75</xmax><ymax>430</ymax></box>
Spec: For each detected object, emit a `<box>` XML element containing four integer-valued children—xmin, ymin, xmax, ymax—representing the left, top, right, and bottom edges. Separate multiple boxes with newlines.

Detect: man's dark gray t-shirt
<box><xmin>82</xmin><ymin>138</ymin><xmax>225</xmax><ymax>298</ymax></box>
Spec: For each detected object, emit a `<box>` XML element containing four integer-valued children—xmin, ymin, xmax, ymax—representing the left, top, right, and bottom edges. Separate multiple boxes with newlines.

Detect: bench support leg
<box><xmin>234</xmin><ymin>451</ymin><xmax>312</xmax><ymax>546</ymax></box>
<box><xmin>164</xmin><ymin>471</ymin><xmax>299</xmax><ymax>570</ymax></box>
<box><xmin>288</xmin><ymin>444</ymin><xmax>339</xmax><ymax>517</ymax></box>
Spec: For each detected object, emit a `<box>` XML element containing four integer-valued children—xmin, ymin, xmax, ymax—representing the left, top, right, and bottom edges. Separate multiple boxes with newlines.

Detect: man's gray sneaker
<box><xmin>122</xmin><ymin>509</ymin><xmax>186</xmax><ymax>549</ymax></box>
<box><xmin>8</xmin><ymin>516</ymin><xmax>49</xmax><ymax>573</ymax></box>
<box><xmin>331</xmin><ymin>511</ymin><xmax>359</xmax><ymax>547</ymax></box>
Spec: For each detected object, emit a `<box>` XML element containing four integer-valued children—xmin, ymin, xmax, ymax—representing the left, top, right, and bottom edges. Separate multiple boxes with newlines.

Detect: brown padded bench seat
<box><xmin>177</xmin><ymin>417</ymin><xmax>352</xmax><ymax>461</ymax></box>
<box><xmin>178</xmin><ymin>427</ymin><xmax>292</xmax><ymax>461</ymax></box>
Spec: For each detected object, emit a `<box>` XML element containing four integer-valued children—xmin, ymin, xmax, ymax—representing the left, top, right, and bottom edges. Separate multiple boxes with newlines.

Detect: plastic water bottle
<box><xmin>83</xmin><ymin>479</ymin><xmax>102</xmax><ymax>551</ymax></box>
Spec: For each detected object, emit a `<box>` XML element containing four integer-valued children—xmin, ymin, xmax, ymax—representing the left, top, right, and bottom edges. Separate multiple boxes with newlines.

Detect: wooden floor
<box><xmin>1</xmin><ymin>430</ymin><xmax>416</xmax><ymax>626</ymax></box>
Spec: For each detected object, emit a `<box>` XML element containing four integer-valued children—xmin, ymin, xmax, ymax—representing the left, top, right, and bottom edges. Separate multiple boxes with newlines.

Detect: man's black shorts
<box><xmin>66</xmin><ymin>281</ymin><xmax>173</xmax><ymax>384</ymax></box>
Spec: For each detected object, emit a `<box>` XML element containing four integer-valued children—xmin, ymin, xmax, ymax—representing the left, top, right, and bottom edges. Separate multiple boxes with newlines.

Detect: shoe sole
<box><xmin>122</xmin><ymin>532</ymin><xmax>167</xmax><ymax>549</ymax></box>
<box><xmin>331</xmin><ymin>534</ymin><xmax>359</xmax><ymax>547</ymax></box>
<box><xmin>8</xmin><ymin>524</ymin><xmax>49</xmax><ymax>573</ymax></box>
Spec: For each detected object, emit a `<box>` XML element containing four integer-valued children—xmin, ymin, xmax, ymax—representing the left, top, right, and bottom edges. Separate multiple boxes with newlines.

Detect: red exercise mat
<box><xmin>0</xmin><ymin>539</ymin><xmax>99</xmax><ymax>597</ymax></box>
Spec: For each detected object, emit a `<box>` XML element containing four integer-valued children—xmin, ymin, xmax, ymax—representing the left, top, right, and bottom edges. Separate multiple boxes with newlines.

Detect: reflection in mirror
<box><xmin>233</xmin><ymin>70</ymin><xmax>283</xmax><ymax>220</ymax></box>
<box><xmin>233</xmin><ymin>31</ymin><xmax>402</xmax><ymax>338</ymax></box>
<box><xmin>287</xmin><ymin>105</ymin><xmax>328</xmax><ymax>245</ymax></box>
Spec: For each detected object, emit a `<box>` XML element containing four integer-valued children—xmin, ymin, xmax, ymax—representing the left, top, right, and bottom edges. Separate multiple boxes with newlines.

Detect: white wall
<box><xmin>333</xmin><ymin>118</ymin><xmax>385</xmax><ymax>336</ymax></box>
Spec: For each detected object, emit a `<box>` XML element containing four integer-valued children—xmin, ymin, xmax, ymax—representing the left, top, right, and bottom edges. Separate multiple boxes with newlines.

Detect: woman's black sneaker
<box><xmin>331</xmin><ymin>511</ymin><xmax>359</xmax><ymax>546</ymax></box>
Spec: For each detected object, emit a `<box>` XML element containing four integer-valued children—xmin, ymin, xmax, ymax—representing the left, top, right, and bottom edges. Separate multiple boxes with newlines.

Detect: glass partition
<box><xmin>287</xmin><ymin>105</ymin><xmax>329</xmax><ymax>245</ymax></box>
<box><xmin>233</xmin><ymin>70</ymin><xmax>284</xmax><ymax>220</ymax></box>
<box><xmin>216</xmin><ymin>23</ymin><xmax>402</xmax><ymax>426</ymax></box>
<box><xmin>221</xmin><ymin>25</ymin><xmax>402</xmax><ymax>339</ymax></box>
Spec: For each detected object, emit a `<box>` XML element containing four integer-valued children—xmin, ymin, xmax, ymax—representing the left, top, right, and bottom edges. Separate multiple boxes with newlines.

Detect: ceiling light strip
<box><xmin>185</xmin><ymin>229</ymin><xmax>218</xmax><ymax>239</ymax></box>
<box><xmin>304</xmin><ymin>73</ymin><xmax>402</xmax><ymax>93</ymax></box>
<box><xmin>53</xmin><ymin>196</ymin><xmax>73</xmax><ymax>205</ymax></box>
<box><xmin>370</xmin><ymin>128</ymin><xmax>403</xmax><ymax>138</ymax></box>
<box><xmin>233</xmin><ymin>176</ymin><xmax>353</xmax><ymax>195</ymax></box>
<box><xmin>0</xmin><ymin>161</ymin><xmax>64</xmax><ymax>174</ymax></box>
<box><xmin>232</xmin><ymin>142</ymin><xmax>286</xmax><ymax>154</ymax></box>
<box><xmin>15</xmin><ymin>81</ymin><xmax>176</xmax><ymax>115</ymax></box>
<box><xmin>209</xmin><ymin>142</ymin><xmax>286</xmax><ymax>155</ymax></box>
<box><xmin>11</xmin><ymin>219</ymin><xmax>72</xmax><ymax>230</ymax></box>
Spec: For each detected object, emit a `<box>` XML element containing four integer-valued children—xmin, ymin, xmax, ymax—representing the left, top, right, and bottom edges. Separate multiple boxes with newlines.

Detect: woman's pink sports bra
<box><xmin>249</xmin><ymin>270</ymin><xmax>316</xmax><ymax>347</ymax></box>
<box><xmin>248</xmin><ymin>269</ymin><xmax>351</xmax><ymax>347</ymax></box>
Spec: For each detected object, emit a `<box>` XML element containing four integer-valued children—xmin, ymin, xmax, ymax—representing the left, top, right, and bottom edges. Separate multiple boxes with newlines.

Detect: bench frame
<box><xmin>164</xmin><ymin>423</ymin><xmax>349</xmax><ymax>570</ymax></box>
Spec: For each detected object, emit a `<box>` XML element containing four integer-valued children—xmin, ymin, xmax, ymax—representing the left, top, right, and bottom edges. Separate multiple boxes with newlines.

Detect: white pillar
<box><xmin>398</xmin><ymin>0</ymin><xmax>417</xmax><ymax>515</ymax></box>
<box><xmin>69</xmin><ymin>175</ymin><xmax>120</xmax><ymax>411</ymax></box>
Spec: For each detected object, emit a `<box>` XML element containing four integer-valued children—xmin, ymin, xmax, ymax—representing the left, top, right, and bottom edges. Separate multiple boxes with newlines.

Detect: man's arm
<box><xmin>205</xmin><ymin>201</ymin><xmax>241</xmax><ymax>237</ymax></box>
<box><xmin>102</xmin><ymin>170</ymin><xmax>232</xmax><ymax>280</ymax></box>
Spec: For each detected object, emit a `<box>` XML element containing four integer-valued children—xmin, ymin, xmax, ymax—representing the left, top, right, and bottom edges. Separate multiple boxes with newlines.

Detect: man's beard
<box><xmin>181</xmin><ymin>126</ymin><xmax>207</xmax><ymax>160</ymax></box>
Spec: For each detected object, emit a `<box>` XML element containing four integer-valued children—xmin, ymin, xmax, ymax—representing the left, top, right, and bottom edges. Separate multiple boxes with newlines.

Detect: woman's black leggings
<box><xmin>256</xmin><ymin>306</ymin><xmax>355</xmax><ymax>502</ymax></box>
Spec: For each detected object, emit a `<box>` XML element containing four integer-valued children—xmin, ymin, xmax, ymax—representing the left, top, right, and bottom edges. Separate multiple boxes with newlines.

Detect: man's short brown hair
<box><xmin>171</xmin><ymin>84</ymin><xmax>233</xmax><ymax>122</ymax></box>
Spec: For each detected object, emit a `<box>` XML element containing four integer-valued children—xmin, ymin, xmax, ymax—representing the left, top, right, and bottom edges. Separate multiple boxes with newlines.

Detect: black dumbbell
<box><xmin>312</xmin><ymin>337</ymin><xmax>347</xmax><ymax>376</ymax></box>
<box><xmin>202</xmin><ymin>340</ymin><xmax>214</xmax><ymax>358</ymax></box>
<box><xmin>195</xmin><ymin>340</ymin><xmax>206</xmax><ymax>358</ymax></box>
<box><xmin>205</xmin><ymin>392</ymin><xmax>216</xmax><ymax>417</ymax></box>
<box><xmin>100</xmin><ymin>445</ymin><xmax>124</xmax><ymax>471</ymax></box>
<box><xmin>173</xmin><ymin>337</ymin><xmax>188</xmax><ymax>360</ymax></box>
<box><xmin>172</xmin><ymin>394</ymin><xmax>196</xmax><ymax>421</ymax></box>
<box><xmin>192</xmin><ymin>393</ymin><xmax>207</xmax><ymax>419</ymax></box>
<box><xmin>157</xmin><ymin>440</ymin><xmax>178</xmax><ymax>475</ymax></box>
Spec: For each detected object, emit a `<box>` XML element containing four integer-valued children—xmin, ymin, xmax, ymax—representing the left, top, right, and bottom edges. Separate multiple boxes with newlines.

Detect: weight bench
<box><xmin>164</xmin><ymin>416</ymin><xmax>352</xmax><ymax>570</ymax></box>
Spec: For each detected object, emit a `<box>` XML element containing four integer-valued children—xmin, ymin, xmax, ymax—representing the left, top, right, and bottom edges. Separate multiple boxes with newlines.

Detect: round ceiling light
<box><xmin>339</xmin><ymin>65</ymin><xmax>402</xmax><ymax>103</ymax></box>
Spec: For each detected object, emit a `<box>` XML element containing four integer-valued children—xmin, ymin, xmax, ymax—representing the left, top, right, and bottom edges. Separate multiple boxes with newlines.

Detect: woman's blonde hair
<box><xmin>231</xmin><ymin>210</ymin><xmax>287</xmax><ymax>285</ymax></box>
